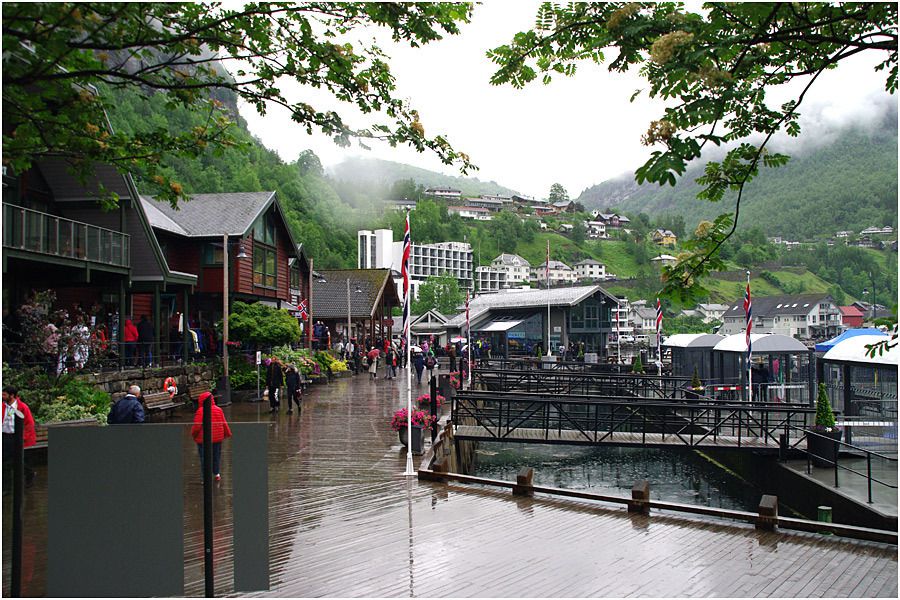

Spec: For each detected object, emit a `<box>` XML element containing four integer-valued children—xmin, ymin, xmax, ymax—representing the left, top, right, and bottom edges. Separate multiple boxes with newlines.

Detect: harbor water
<box><xmin>473</xmin><ymin>442</ymin><xmax>784</xmax><ymax>513</ymax></box>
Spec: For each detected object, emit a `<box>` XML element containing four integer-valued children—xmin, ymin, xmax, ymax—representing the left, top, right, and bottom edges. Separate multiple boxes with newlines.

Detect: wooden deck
<box><xmin>454</xmin><ymin>425</ymin><xmax>803</xmax><ymax>450</ymax></box>
<box><xmin>3</xmin><ymin>374</ymin><xmax>897</xmax><ymax>597</ymax></box>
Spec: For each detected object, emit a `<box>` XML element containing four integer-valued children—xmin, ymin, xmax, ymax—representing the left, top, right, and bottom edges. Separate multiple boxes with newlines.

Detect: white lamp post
<box><xmin>222</xmin><ymin>233</ymin><xmax>247</xmax><ymax>404</ymax></box>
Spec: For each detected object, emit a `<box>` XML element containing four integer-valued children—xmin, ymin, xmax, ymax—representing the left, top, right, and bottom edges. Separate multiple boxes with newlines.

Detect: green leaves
<box><xmin>3</xmin><ymin>2</ymin><xmax>476</xmax><ymax>208</ymax></box>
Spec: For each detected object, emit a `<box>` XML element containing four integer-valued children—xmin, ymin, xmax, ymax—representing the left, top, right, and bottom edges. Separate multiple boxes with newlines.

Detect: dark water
<box><xmin>473</xmin><ymin>443</ymin><xmax>769</xmax><ymax>512</ymax></box>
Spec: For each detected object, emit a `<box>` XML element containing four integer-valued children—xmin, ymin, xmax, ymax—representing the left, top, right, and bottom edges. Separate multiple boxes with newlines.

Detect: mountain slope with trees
<box><xmin>578</xmin><ymin>111</ymin><xmax>898</xmax><ymax>241</ymax></box>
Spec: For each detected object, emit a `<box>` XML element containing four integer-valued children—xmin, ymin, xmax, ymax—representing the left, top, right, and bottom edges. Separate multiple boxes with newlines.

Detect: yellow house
<box><xmin>652</xmin><ymin>228</ymin><xmax>677</xmax><ymax>246</ymax></box>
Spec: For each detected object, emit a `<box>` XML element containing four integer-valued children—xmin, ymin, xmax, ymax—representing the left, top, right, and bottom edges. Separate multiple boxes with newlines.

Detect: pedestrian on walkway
<box><xmin>107</xmin><ymin>385</ymin><xmax>146</xmax><ymax>424</ymax></box>
<box><xmin>425</xmin><ymin>349</ymin><xmax>437</xmax><ymax>383</ymax></box>
<box><xmin>285</xmin><ymin>365</ymin><xmax>302</xmax><ymax>415</ymax></box>
<box><xmin>448</xmin><ymin>342</ymin><xmax>457</xmax><ymax>373</ymax></box>
<box><xmin>123</xmin><ymin>318</ymin><xmax>138</xmax><ymax>366</ymax></box>
<box><xmin>3</xmin><ymin>385</ymin><xmax>37</xmax><ymax>489</ymax></box>
<box><xmin>385</xmin><ymin>346</ymin><xmax>396</xmax><ymax>379</ymax></box>
<box><xmin>137</xmin><ymin>315</ymin><xmax>154</xmax><ymax>366</ymax></box>
<box><xmin>413</xmin><ymin>351</ymin><xmax>425</xmax><ymax>385</ymax></box>
<box><xmin>267</xmin><ymin>358</ymin><xmax>284</xmax><ymax>413</ymax></box>
<box><xmin>191</xmin><ymin>391</ymin><xmax>232</xmax><ymax>481</ymax></box>
<box><xmin>367</xmin><ymin>348</ymin><xmax>378</xmax><ymax>380</ymax></box>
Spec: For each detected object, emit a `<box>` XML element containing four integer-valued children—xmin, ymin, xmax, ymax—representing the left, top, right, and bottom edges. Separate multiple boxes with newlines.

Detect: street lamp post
<box><xmin>222</xmin><ymin>234</ymin><xmax>247</xmax><ymax>405</ymax></box>
<box><xmin>347</xmin><ymin>278</ymin><xmax>362</xmax><ymax>344</ymax></box>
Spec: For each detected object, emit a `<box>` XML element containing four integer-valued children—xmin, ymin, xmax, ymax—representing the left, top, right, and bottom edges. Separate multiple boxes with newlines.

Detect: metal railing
<box><xmin>788</xmin><ymin>425</ymin><xmax>898</xmax><ymax>504</ymax></box>
<box><xmin>3</xmin><ymin>203</ymin><xmax>130</xmax><ymax>268</ymax></box>
<box><xmin>473</xmin><ymin>368</ymin><xmax>696</xmax><ymax>399</ymax></box>
<box><xmin>452</xmin><ymin>391</ymin><xmax>815</xmax><ymax>450</ymax></box>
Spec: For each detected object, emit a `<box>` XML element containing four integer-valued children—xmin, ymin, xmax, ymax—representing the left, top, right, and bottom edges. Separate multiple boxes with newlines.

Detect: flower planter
<box><xmin>807</xmin><ymin>428</ymin><xmax>842</xmax><ymax>468</ymax></box>
<box><xmin>398</xmin><ymin>425</ymin><xmax>424</xmax><ymax>454</ymax></box>
<box><xmin>685</xmin><ymin>388</ymin><xmax>705</xmax><ymax>400</ymax></box>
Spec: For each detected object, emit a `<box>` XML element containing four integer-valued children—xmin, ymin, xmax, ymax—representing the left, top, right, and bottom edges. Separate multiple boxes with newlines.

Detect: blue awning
<box><xmin>814</xmin><ymin>328</ymin><xmax>886</xmax><ymax>352</ymax></box>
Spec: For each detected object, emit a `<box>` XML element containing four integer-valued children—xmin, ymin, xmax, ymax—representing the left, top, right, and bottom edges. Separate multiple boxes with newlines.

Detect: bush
<box><xmin>268</xmin><ymin>345</ymin><xmax>320</xmax><ymax>377</ymax></box>
<box><xmin>228</xmin><ymin>301</ymin><xmax>302</xmax><ymax>346</ymax></box>
<box><xmin>632</xmin><ymin>354</ymin><xmax>644</xmax><ymax>373</ymax></box>
<box><xmin>229</xmin><ymin>359</ymin><xmax>260</xmax><ymax>390</ymax></box>
<box><xmin>814</xmin><ymin>383</ymin><xmax>836</xmax><ymax>430</ymax></box>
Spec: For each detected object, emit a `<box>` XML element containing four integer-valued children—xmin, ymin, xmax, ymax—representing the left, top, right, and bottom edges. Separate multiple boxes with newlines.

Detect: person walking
<box><xmin>267</xmin><ymin>358</ymin><xmax>284</xmax><ymax>413</ymax></box>
<box><xmin>384</xmin><ymin>346</ymin><xmax>396</xmax><ymax>379</ymax></box>
<box><xmin>137</xmin><ymin>315</ymin><xmax>154</xmax><ymax>367</ymax></box>
<box><xmin>448</xmin><ymin>342</ymin><xmax>457</xmax><ymax>373</ymax></box>
<box><xmin>367</xmin><ymin>348</ymin><xmax>378</xmax><ymax>380</ymax></box>
<box><xmin>107</xmin><ymin>385</ymin><xmax>146</xmax><ymax>424</ymax></box>
<box><xmin>191</xmin><ymin>391</ymin><xmax>232</xmax><ymax>481</ymax></box>
<box><xmin>284</xmin><ymin>365</ymin><xmax>302</xmax><ymax>415</ymax></box>
<box><xmin>123</xmin><ymin>318</ymin><xmax>139</xmax><ymax>366</ymax></box>
<box><xmin>425</xmin><ymin>349</ymin><xmax>437</xmax><ymax>383</ymax></box>
<box><xmin>413</xmin><ymin>351</ymin><xmax>425</xmax><ymax>385</ymax></box>
<box><xmin>3</xmin><ymin>385</ymin><xmax>37</xmax><ymax>489</ymax></box>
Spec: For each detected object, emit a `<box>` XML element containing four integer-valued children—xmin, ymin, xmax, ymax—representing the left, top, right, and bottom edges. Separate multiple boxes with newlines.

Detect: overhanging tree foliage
<box><xmin>228</xmin><ymin>301</ymin><xmax>301</xmax><ymax>347</ymax></box>
<box><xmin>489</xmin><ymin>2</ymin><xmax>897</xmax><ymax>301</ymax></box>
<box><xmin>413</xmin><ymin>273</ymin><xmax>464</xmax><ymax>316</ymax></box>
<box><xmin>3</xmin><ymin>2</ymin><xmax>475</xmax><ymax>208</ymax></box>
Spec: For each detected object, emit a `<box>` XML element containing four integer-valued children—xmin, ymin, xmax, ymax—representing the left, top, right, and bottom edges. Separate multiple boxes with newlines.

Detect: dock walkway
<box><xmin>3</xmin><ymin>373</ymin><xmax>897</xmax><ymax>597</ymax></box>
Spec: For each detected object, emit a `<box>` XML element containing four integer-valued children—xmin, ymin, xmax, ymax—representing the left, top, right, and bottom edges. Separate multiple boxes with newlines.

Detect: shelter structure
<box><xmin>662</xmin><ymin>334</ymin><xmax>724</xmax><ymax>383</ymax></box>
<box><xmin>310</xmin><ymin>269</ymin><xmax>399</xmax><ymax>349</ymax></box>
<box><xmin>820</xmin><ymin>334</ymin><xmax>897</xmax><ymax>448</ymax></box>
<box><xmin>712</xmin><ymin>333</ymin><xmax>815</xmax><ymax>403</ymax></box>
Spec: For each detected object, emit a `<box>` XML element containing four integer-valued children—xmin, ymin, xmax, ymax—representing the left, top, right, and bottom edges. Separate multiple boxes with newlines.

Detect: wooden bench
<box><xmin>143</xmin><ymin>390</ymin><xmax>184</xmax><ymax>417</ymax></box>
<box><xmin>31</xmin><ymin>418</ymin><xmax>99</xmax><ymax>450</ymax></box>
<box><xmin>187</xmin><ymin>382</ymin><xmax>210</xmax><ymax>407</ymax></box>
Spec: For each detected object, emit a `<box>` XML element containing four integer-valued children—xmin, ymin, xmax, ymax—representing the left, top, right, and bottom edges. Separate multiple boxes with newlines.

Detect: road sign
<box><xmin>256</xmin><ymin>351</ymin><xmax>261</xmax><ymax>365</ymax></box>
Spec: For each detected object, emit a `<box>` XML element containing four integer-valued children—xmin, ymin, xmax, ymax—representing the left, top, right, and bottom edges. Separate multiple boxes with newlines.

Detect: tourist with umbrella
<box><xmin>366</xmin><ymin>347</ymin><xmax>380</xmax><ymax>380</ymax></box>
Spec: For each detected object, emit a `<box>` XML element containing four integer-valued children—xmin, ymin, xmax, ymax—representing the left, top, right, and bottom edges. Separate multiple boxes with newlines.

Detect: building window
<box><xmin>290</xmin><ymin>264</ymin><xmax>301</xmax><ymax>290</ymax></box>
<box><xmin>254</xmin><ymin>246</ymin><xmax>277</xmax><ymax>288</ymax></box>
<box><xmin>202</xmin><ymin>243</ymin><xmax>223</xmax><ymax>265</ymax></box>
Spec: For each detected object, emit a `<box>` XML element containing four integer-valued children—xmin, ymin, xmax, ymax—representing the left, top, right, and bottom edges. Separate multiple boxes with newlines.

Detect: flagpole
<box><xmin>546</xmin><ymin>238</ymin><xmax>551</xmax><ymax>357</ymax></box>
<box><xmin>403</xmin><ymin>210</ymin><xmax>414</xmax><ymax>476</ymax></box>
<box><xmin>746</xmin><ymin>270</ymin><xmax>753</xmax><ymax>403</ymax></box>
<box><xmin>656</xmin><ymin>297</ymin><xmax>662</xmax><ymax>377</ymax></box>
<box><xmin>466</xmin><ymin>289</ymin><xmax>471</xmax><ymax>389</ymax></box>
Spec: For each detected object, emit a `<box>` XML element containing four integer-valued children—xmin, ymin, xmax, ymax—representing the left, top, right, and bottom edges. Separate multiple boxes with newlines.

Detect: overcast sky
<box><xmin>239</xmin><ymin>1</ymin><xmax>896</xmax><ymax>200</ymax></box>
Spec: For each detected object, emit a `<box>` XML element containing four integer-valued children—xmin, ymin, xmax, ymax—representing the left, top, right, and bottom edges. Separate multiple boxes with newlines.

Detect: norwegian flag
<box><xmin>298</xmin><ymin>299</ymin><xmax>309</xmax><ymax>321</ymax></box>
<box><xmin>655</xmin><ymin>298</ymin><xmax>663</xmax><ymax>346</ymax></box>
<box><xmin>465</xmin><ymin>288</ymin><xmax>470</xmax><ymax>337</ymax></box>
<box><xmin>744</xmin><ymin>279</ymin><xmax>752</xmax><ymax>365</ymax></box>
<box><xmin>546</xmin><ymin>239</ymin><xmax>550</xmax><ymax>287</ymax></box>
<box><xmin>401</xmin><ymin>210</ymin><xmax>411</xmax><ymax>338</ymax></box>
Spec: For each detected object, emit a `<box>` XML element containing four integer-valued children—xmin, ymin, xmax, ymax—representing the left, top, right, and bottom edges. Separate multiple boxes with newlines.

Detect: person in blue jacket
<box><xmin>107</xmin><ymin>385</ymin><xmax>146</xmax><ymax>424</ymax></box>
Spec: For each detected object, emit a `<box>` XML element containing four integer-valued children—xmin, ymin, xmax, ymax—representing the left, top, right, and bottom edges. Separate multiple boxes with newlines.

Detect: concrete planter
<box><xmin>399</xmin><ymin>425</ymin><xmax>424</xmax><ymax>454</ymax></box>
<box><xmin>807</xmin><ymin>428</ymin><xmax>842</xmax><ymax>468</ymax></box>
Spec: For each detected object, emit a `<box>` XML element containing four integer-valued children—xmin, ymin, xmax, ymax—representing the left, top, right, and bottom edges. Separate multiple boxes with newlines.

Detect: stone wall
<box><xmin>84</xmin><ymin>364</ymin><xmax>217</xmax><ymax>402</ymax></box>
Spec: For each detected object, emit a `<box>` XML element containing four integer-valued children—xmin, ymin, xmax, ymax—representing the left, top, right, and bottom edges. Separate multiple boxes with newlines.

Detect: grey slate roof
<box><xmin>312</xmin><ymin>269</ymin><xmax>399</xmax><ymax>320</ymax></box>
<box><xmin>493</xmin><ymin>253</ymin><xmax>530</xmax><ymax>267</ymax></box>
<box><xmin>445</xmin><ymin>285</ymin><xmax>616</xmax><ymax>327</ymax></box>
<box><xmin>140</xmin><ymin>191</ymin><xmax>275</xmax><ymax>237</ymax></box>
<box><xmin>534</xmin><ymin>260</ymin><xmax>573</xmax><ymax>271</ymax></box>
<box><xmin>724</xmin><ymin>293</ymin><xmax>832</xmax><ymax>318</ymax></box>
<box><xmin>575</xmin><ymin>259</ymin><xmax>602</xmax><ymax>266</ymax></box>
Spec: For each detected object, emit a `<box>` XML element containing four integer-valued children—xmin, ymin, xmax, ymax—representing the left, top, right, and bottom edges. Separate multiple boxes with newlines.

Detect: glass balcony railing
<box><xmin>3</xmin><ymin>203</ymin><xmax>130</xmax><ymax>268</ymax></box>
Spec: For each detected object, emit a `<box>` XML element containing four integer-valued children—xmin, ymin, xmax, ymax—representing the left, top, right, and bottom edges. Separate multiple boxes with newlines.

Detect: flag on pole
<box><xmin>401</xmin><ymin>210</ymin><xmax>411</xmax><ymax>338</ymax></box>
<box><xmin>298</xmin><ymin>299</ymin><xmax>309</xmax><ymax>321</ymax></box>
<box><xmin>545</xmin><ymin>239</ymin><xmax>550</xmax><ymax>286</ymax></box>
<box><xmin>655</xmin><ymin>297</ymin><xmax>663</xmax><ymax>346</ymax></box>
<box><xmin>744</xmin><ymin>277</ymin><xmax>753</xmax><ymax>366</ymax></box>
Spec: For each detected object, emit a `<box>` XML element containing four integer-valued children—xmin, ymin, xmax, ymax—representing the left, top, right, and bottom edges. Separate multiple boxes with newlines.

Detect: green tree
<box><xmin>490</xmin><ymin>211</ymin><xmax>525</xmax><ymax>253</ymax></box>
<box><xmin>571</xmin><ymin>220</ymin><xmax>587</xmax><ymax>244</ymax></box>
<box><xmin>548</xmin><ymin>183</ymin><xmax>569</xmax><ymax>202</ymax></box>
<box><xmin>489</xmin><ymin>3</ymin><xmax>897</xmax><ymax>301</ymax></box>
<box><xmin>413</xmin><ymin>274</ymin><xmax>464</xmax><ymax>315</ymax></box>
<box><xmin>3</xmin><ymin>2</ymin><xmax>475</xmax><ymax>208</ymax></box>
<box><xmin>228</xmin><ymin>301</ymin><xmax>302</xmax><ymax>346</ymax></box>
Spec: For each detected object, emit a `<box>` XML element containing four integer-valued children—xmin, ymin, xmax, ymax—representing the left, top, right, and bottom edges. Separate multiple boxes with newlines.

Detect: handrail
<box><xmin>787</xmin><ymin>424</ymin><xmax>897</xmax><ymax>503</ymax></box>
<box><xmin>2</xmin><ymin>202</ymin><xmax>130</xmax><ymax>268</ymax></box>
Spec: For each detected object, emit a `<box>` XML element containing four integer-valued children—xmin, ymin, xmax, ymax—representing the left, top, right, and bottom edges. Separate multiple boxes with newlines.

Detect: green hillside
<box><xmin>578</xmin><ymin>108</ymin><xmax>898</xmax><ymax>241</ymax></box>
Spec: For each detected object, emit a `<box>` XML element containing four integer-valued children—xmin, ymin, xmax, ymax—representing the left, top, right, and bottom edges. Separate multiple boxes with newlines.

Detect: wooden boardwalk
<box><xmin>3</xmin><ymin>374</ymin><xmax>897</xmax><ymax>597</ymax></box>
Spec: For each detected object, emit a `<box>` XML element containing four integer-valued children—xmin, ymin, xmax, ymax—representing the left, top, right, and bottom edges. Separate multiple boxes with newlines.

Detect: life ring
<box><xmin>163</xmin><ymin>376</ymin><xmax>178</xmax><ymax>399</ymax></box>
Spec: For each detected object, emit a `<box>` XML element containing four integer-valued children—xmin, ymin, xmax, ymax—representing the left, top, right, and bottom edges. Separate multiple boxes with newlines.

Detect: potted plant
<box><xmin>390</xmin><ymin>407</ymin><xmax>436</xmax><ymax>454</ymax></box>
<box><xmin>685</xmin><ymin>367</ymin><xmax>705</xmax><ymax>400</ymax></box>
<box><xmin>807</xmin><ymin>383</ymin><xmax>842</xmax><ymax>467</ymax></box>
<box><xmin>631</xmin><ymin>354</ymin><xmax>644</xmax><ymax>374</ymax></box>
<box><xmin>416</xmin><ymin>393</ymin><xmax>445</xmax><ymax>409</ymax></box>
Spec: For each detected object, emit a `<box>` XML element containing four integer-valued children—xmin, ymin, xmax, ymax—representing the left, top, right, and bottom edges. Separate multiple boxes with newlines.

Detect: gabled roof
<box><xmin>651</xmin><ymin>254</ymin><xmax>678</xmax><ymax>261</ymax></box>
<box><xmin>724</xmin><ymin>294</ymin><xmax>832</xmax><ymax>318</ymax></box>
<box><xmin>534</xmin><ymin>260</ymin><xmax>572</xmax><ymax>271</ymax></box>
<box><xmin>312</xmin><ymin>269</ymin><xmax>399</xmax><ymax>319</ymax></box>
<box><xmin>492</xmin><ymin>253</ymin><xmax>530</xmax><ymax>267</ymax></box>
<box><xmin>141</xmin><ymin>191</ymin><xmax>275</xmax><ymax>237</ymax></box>
<box><xmin>445</xmin><ymin>285</ymin><xmax>616</xmax><ymax>327</ymax></box>
<box><xmin>412</xmin><ymin>309</ymin><xmax>449</xmax><ymax>325</ymax></box>
<box><xmin>698</xmin><ymin>303</ymin><xmax>729</xmax><ymax>312</ymax></box>
<box><xmin>839</xmin><ymin>305</ymin><xmax>865</xmax><ymax>317</ymax></box>
<box><xmin>714</xmin><ymin>333</ymin><xmax>810</xmax><ymax>354</ymax></box>
<box><xmin>575</xmin><ymin>259</ymin><xmax>603</xmax><ymax>266</ymax></box>
<box><xmin>552</xmin><ymin>201</ymin><xmax>572</xmax><ymax>208</ymax></box>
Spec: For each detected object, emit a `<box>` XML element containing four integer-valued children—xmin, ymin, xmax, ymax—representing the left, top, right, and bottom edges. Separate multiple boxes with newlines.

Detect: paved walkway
<box><xmin>3</xmin><ymin>372</ymin><xmax>898</xmax><ymax>597</ymax></box>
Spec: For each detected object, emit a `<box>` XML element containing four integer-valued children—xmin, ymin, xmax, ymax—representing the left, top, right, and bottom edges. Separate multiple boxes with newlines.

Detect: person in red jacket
<box><xmin>123</xmin><ymin>318</ymin><xmax>139</xmax><ymax>366</ymax></box>
<box><xmin>191</xmin><ymin>391</ymin><xmax>232</xmax><ymax>481</ymax></box>
<box><xmin>3</xmin><ymin>385</ymin><xmax>37</xmax><ymax>488</ymax></box>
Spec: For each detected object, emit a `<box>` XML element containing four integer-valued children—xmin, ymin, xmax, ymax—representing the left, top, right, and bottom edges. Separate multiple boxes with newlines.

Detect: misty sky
<box><xmin>239</xmin><ymin>1</ymin><xmax>897</xmax><ymax>199</ymax></box>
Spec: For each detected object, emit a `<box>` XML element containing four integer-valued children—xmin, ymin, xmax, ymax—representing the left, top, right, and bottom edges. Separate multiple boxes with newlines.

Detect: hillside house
<box><xmin>697</xmin><ymin>303</ymin><xmax>729</xmax><ymax>323</ymax></box>
<box><xmin>491</xmin><ymin>253</ymin><xmax>531</xmax><ymax>284</ymax></box>
<box><xmin>475</xmin><ymin>266</ymin><xmax>509</xmax><ymax>293</ymax></box>
<box><xmin>839</xmin><ymin>305</ymin><xmax>865</xmax><ymax>328</ymax></box>
<box><xmin>558</xmin><ymin>223</ymin><xmax>574</xmax><ymax>234</ymax></box>
<box><xmin>719</xmin><ymin>293</ymin><xmax>842</xmax><ymax>340</ymax></box>
<box><xmin>651</xmin><ymin>254</ymin><xmax>678</xmax><ymax>267</ymax></box>
<box><xmin>574</xmin><ymin>259</ymin><xmax>609</xmax><ymax>282</ymax></box>
<box><xmin>466</xmin><ymin>197</ymin><xmax>505</xmax><ymax>212</ymax></box>
<box><xmin>552</xmin><ymin>200</ymin><xmax>576</xmax><ymax>213</ymax></box>
<box><xmin>424</xmin><ymin>187</ymin><xmax>462</xmax><ymax>201</ymax></box>
<box><xmin>448</xmin><ymin>206</ymin><xmax>492</xmax><ymax>221</ymax></box>
<box><xmin>530</xmin><ymin>260</ymin><xmax>577</xmax><ymax>287</ymax></box>
<box><xmin>585</xmin><ymin>220</ymin><xmax>608</xmax><ymax>239</ymax></box>
<box><xmin>651</xmin><ymin>229</ymin><xmax>678</xmax><ymax>246</ymax></box>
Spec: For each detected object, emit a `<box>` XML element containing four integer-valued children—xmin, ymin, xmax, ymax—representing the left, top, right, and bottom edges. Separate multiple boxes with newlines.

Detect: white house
<box><xmin>490</xmin><ymin>253</ymin><xmax>531</xmax><ymax>284</ymax></box>
<box><xmin>651</xmin><ymin>254</ymin><xmax>678</xmax><ymax>267</ymax></box>
<box><xmin>424</xmin><ymin>187</ymin><xmax>462</xmax><ymax>201</ymax></box>
<box><xmin>585</xmin><ymin>220</ymin><xmax>608</xmax><ymax>239</ymax></box>
<box><xmin>719</xmin><ymin>293</ymin><xmax>842</xmax><ymax>339</ymax></box>
<box><xmin>697</xmin><ymin>303</ymin><xmax>729</xmax><ymax>323</ymax></box>
<box><xmin>574</xmin><ymin>259</ymin><xmax>608</xmax><ymax>281</ymax></box>
<box><xmin>530</xmin><ymin>260</ymin><xmax>577</xmax><ymax>286</ymax></box>
<box><xmin>448</xmin><ymin>206</ymin><xmax>492</xmax><ymax>221</ymax></box>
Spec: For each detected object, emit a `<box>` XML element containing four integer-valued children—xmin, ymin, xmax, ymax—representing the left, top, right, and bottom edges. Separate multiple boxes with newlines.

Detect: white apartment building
<box><xmin>719</xmin><ymin>294</ymin><xmax>843</xmax><ymax>339</ymax></box>
<box><xmin>490</xmin><ymin>253</ymin><xmax>531</xmax><ymax>284</ymax></box>
<box><xmin>530</xmin><ymin>260</ymin><xmax>578</xmax><ymax>286</ymax></box>
<box><xmin>475</xmin><ymin>266</ymin><xmax>508</xmax><ymax>293</ymax></box>
<box><xmin>448</xmin><ymin>206</ymin><xmax>493</xmax><ymax>220</ymax></box>
<box><xmin>357</xmin><ymin>229</ymin><xmax>394</xmax><ymax>269</ymax></box>
<box><xmin>575</xmin><ymin>259</ymin><xmax>608</xmax><ymax>282</ymax></box>
<box><xmin>358</xmin><ymin>229</ymin><xmax>473</xmax><ymax>300</ymax></box>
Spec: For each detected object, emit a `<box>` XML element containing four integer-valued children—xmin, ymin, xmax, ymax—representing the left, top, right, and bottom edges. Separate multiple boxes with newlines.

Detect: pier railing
<box><xmin>451</xmin><ymin>391</ymin><xmax>815</xmax><ymax>450</ymax></box>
